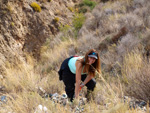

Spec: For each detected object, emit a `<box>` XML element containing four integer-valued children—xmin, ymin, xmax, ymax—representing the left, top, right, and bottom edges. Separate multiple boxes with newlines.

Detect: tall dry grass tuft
<box><xmin>1</xmin><ymin>54</ymin><xmax>40</xmax><ymax>93</ymax></box>
<box><xmin>122</xmin><ymin>50</ymin><xmax>150</xmax><ymax>102</ymax></box>
<box><xmin>94</xmin><ymin>72</ymin><xmax>123</xmax><ymax>102</ymax></box>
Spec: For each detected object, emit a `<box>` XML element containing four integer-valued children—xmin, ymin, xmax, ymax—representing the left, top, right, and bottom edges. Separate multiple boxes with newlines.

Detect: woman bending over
<box><xmin>58</xmin><ymin>49</ymin><xmax>101</xmax><ymax>101</ymax></box>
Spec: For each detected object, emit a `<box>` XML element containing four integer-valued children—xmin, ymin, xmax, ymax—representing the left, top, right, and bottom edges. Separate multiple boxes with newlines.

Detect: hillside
<box><xmin>0</xmin><ymin>0</ymin><xmax>150</xmax><ymax>112</ymax></box>
<box><xmin>77</xmin><ymin>0</ymin><xmax>150</xmax><ymax>72</ymax></box>
<box><xmin>0</xmin><ymin>0</ymin><xmax>77</xmax><ymax>73</ymax></box>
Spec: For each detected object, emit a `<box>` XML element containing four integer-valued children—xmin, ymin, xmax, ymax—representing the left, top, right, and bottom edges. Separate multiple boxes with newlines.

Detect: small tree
<box><xmin>73</xmin><ymin>13</ymin><xmax>85</xmax><ymax>31</ymax></box>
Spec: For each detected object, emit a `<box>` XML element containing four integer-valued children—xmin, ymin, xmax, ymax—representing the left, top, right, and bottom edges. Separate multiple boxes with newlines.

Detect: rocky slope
<box><xmin>1</xmin><ymin>0</ymin><xmax>150</xmax><ymax>75</ymax></box>
<box><xmin>0</xmin><ymin>0</ymin><xmax>77</xmax><ymax>74</ymax></box>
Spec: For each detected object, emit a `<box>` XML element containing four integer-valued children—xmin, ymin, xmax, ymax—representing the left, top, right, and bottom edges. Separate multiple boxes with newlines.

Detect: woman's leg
<box><xmin>62</xmin><ymin>70</ymin><xmax>75</xmax><ymax>102</ymax></box>
<box><xmin>61</xmin><ymin>57</ymin><xmax>76</xmax><ymax>102</ymax></box>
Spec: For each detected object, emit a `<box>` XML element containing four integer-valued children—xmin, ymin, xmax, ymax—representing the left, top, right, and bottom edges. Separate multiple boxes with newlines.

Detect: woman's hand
<box><xmin>79</xmin><ymin>82</ymin><xmax>85</xmax><ymax>91</ymax></box>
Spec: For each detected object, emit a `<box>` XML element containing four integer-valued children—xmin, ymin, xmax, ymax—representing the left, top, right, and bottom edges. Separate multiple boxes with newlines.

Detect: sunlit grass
<box><xmin>0</xmin><ymin>50</ymin><xmax>148</xmax><ymax>112</ymax></box>
<box><xmin>122</xmin><ymin>50</ymin><xmax>150</xmax><ymax>102</ymax></box>
<box><xmin>122</xmin><ymin>50</ymin><xmax>143</xmax><ymax>77</ymax></box>
<box><xmin>0</xmin><ymin>0</ymin><xmax>150</xmax><ymax>112</ymax></box>
<box><xmin>2</xmin><ymin>55</ymin><xmax>39</xmax><ymax>93</ymax></box>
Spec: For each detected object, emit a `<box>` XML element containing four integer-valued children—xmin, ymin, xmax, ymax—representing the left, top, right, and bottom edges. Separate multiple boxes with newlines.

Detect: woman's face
<box><xmin>88</xmin><ymin>57</ymin><xmax>96</xmax><ymax>65</ymax></box>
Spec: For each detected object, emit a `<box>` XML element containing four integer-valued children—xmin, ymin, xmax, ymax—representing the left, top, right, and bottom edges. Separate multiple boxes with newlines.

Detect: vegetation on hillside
<box><xmin>0</xmin><ymin>0</ymin><xmax>150</xmax><ymax>112</ymax></box>
<box><xmin>30</xmin><ymin>2</ymin><xmax>41</xmax><ymax>12</ymax></box>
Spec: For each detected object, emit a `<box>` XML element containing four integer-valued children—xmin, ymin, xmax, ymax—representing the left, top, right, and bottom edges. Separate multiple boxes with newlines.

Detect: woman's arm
<box><xmin>75</xmin><ymin>61</ymin><xmax>82</xmax><ymax>99</ymax></box>
<box><xmin>82</xmin><ymin>74</ymin><xmax>93</xmax><ymax>87</ymax></box>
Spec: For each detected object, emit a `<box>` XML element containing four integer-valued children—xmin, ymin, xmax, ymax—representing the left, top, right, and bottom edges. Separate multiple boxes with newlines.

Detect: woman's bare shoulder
<box><xmin>77</xmin><ymin>57</ymin><xmax>83</xmax><ymax>61</ymax></box>
<box><xmin>76</xmin><ymin>57</ymin><xmax>83</xmax><ymax>67</ymax></box>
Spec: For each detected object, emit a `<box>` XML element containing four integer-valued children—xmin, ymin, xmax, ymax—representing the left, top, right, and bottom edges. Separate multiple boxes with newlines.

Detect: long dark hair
<box><xmin>81</xmin><ymin>49</ymin><xmax>101</xmax><ymax>77</ymax></box>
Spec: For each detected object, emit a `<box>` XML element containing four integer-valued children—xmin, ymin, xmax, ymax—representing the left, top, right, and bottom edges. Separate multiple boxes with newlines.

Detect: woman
<box><xmin>58</xmin><ymin>49</ymin><xmax>101</xmax><ymax>101</ymax></box>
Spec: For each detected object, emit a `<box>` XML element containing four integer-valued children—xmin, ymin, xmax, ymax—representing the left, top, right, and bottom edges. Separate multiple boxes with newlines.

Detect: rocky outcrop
<box><xmin>0</xmin><ymin>0</ymin><xmax>76</xmax><ymax>73</ymax></box>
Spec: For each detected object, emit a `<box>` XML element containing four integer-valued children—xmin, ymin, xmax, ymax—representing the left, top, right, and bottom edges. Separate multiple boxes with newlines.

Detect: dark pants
<box><xmin>58</xmin><ymin>57</ymin><xmax>96</xmax><ymax>101</ymax></box>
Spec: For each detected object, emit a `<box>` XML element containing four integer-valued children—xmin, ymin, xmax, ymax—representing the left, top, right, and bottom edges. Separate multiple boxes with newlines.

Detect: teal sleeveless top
<box><xmin>68</xmin><ymin>56</ymin><xmax>87</xmax><ymax>75</ymax></box>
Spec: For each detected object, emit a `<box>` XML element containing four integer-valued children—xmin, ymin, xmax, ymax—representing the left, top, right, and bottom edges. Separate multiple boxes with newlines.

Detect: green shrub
<box><xmin>54</xmin><ymin>17</ymin><xmax>59</xmax><ymax>23</ymax></box>
<box><xmin>68</xmin><ymin>7</ymin><xmax>74</xmax><ymax>12</ymax></box>
<box><xmin>83</xmin><ymin>0</ymin><xmax>97</xmax><ymax>10</ymax></box>
<box><xmin>7</xmin><ymin>5</ymin><xmax>13</xmax><ymax>12</ymax></box>
<box><xmin>59</xmin><ymin>24</ymin><xmax>71</xmax><ymax>33</ymax></box>
<box><xmin>11</xmin><ymin>22</ymin><xmax>15</xmax><ymax>26</ymax></box>
<box><xmin>76</xmin><ymin>0</ymin><xmax>97</xmax><ymax>14</ymax></box>
<box><xmin>73</xmin><ymin>13</ymin><xmax>85</xmax><ymax>31</ymax></box>
<box><xmin>79</xmin><ymin>7</ymin><xmax>88</xmax><ymax>13</ymax></box>
<box><xmin>30</xmin><ymin>2</ymin><xmax>41</xmax><ymax>12</ymax></box>
<box><xmin>79</xmin><ymin>3</ymin><xmax>84</xmax><ymax>7</ymax></box>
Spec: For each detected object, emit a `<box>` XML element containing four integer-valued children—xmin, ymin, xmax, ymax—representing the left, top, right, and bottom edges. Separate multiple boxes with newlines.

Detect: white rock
<box><xmin>34</xmin><ymin>104</ymin><xmax>43</xmax><ymax>113</ymax></box>
<box><xmin>38</xmin><ymin>105</ymin><xmax>43</xmax><ymax>111</ymax></box>
<box><xmin>39</xmin><ymin>87</ymin><xmax>46</xmax><ymax>93</ymax></box>
<box><xmin>43</xmin><ymin>106</ymin><xmax>48</xmax><ymax>112</ymax></box>
<box><xmin>52</xmin><ymin>93</ymin><xmax>59</xmax><ymax>97</ymax></box>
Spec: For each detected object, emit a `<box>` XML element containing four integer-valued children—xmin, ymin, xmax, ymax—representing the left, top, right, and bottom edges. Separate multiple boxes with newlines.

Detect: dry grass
<box><xmin>1</xmin><ymin>0</ymin><xmax>150</xmax><ymax>112</ymax></box>
<box><xmin>0</xmin><ymin>50</ymin><xmax>148</xmax><ymax>112</ymax></box>
<box><xmin>122</xmin><ymin>50</ymin><xmax>150</xmax><ymax>102</ymax></box>
<box><xmin>0</xmin><ymin>53</ymin><xmax>67</xmax><ymax>112</ymax></box>
<box><xmin>1</xmin><ymin>55</ymin><xmax>38</xmax><ymax>93</ymax></box>
<box><xmin>0</xmin><ymin>38</ymin><xmax>143</xmax><ymax>113</ymax></box>
<box><xmin>0</xmin><ymin>92</ymin><xmax>74</xmax><ymax>113</ymax></box>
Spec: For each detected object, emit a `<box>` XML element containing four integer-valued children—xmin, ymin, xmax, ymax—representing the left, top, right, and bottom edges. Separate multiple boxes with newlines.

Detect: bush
<box><xmin>73</xmin><ymin>13</ymin><xmax>85</xmax><ymax>31</ymax></box>
<box><xmin>79</xmin><ymin>7</ymin><xmax>88</xmax><ymax>13</ymax></box>
<box><xmin>122</xmin><ymin>50</ymin><xmax>150</xmax><ymax>102</ymax></box>
<box><xmin>76</xmin><ymin>0</ymin><xmax>96</xmax><ymax>13</ymax></box>
<box><xmin>54</xmin><ymin>17</ymin><xmax>59</xmax><ymax>23</ymax></box>
<box><xmin>30</xmin><ymin>2</ymin><xmax>41</xmax><ymax>12</ymax></box>
<box><xmin>59</xmin><ymin>24</ymin><xmax>71</xmax><ymax>33</ymax></box>
<box><xmin>68</xmin><ymin>7</ymin><xmax>74</xmax><ymax>12</ymax></box>
<box><xmin>11</xmin><ymin>22</ymin><xmax>15</xmax><ymax>26</ymax></box>
<box><xmin>83</xmin><ymin>0</ymin><xmax>97</xmax><ymax>10</ymax></box>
